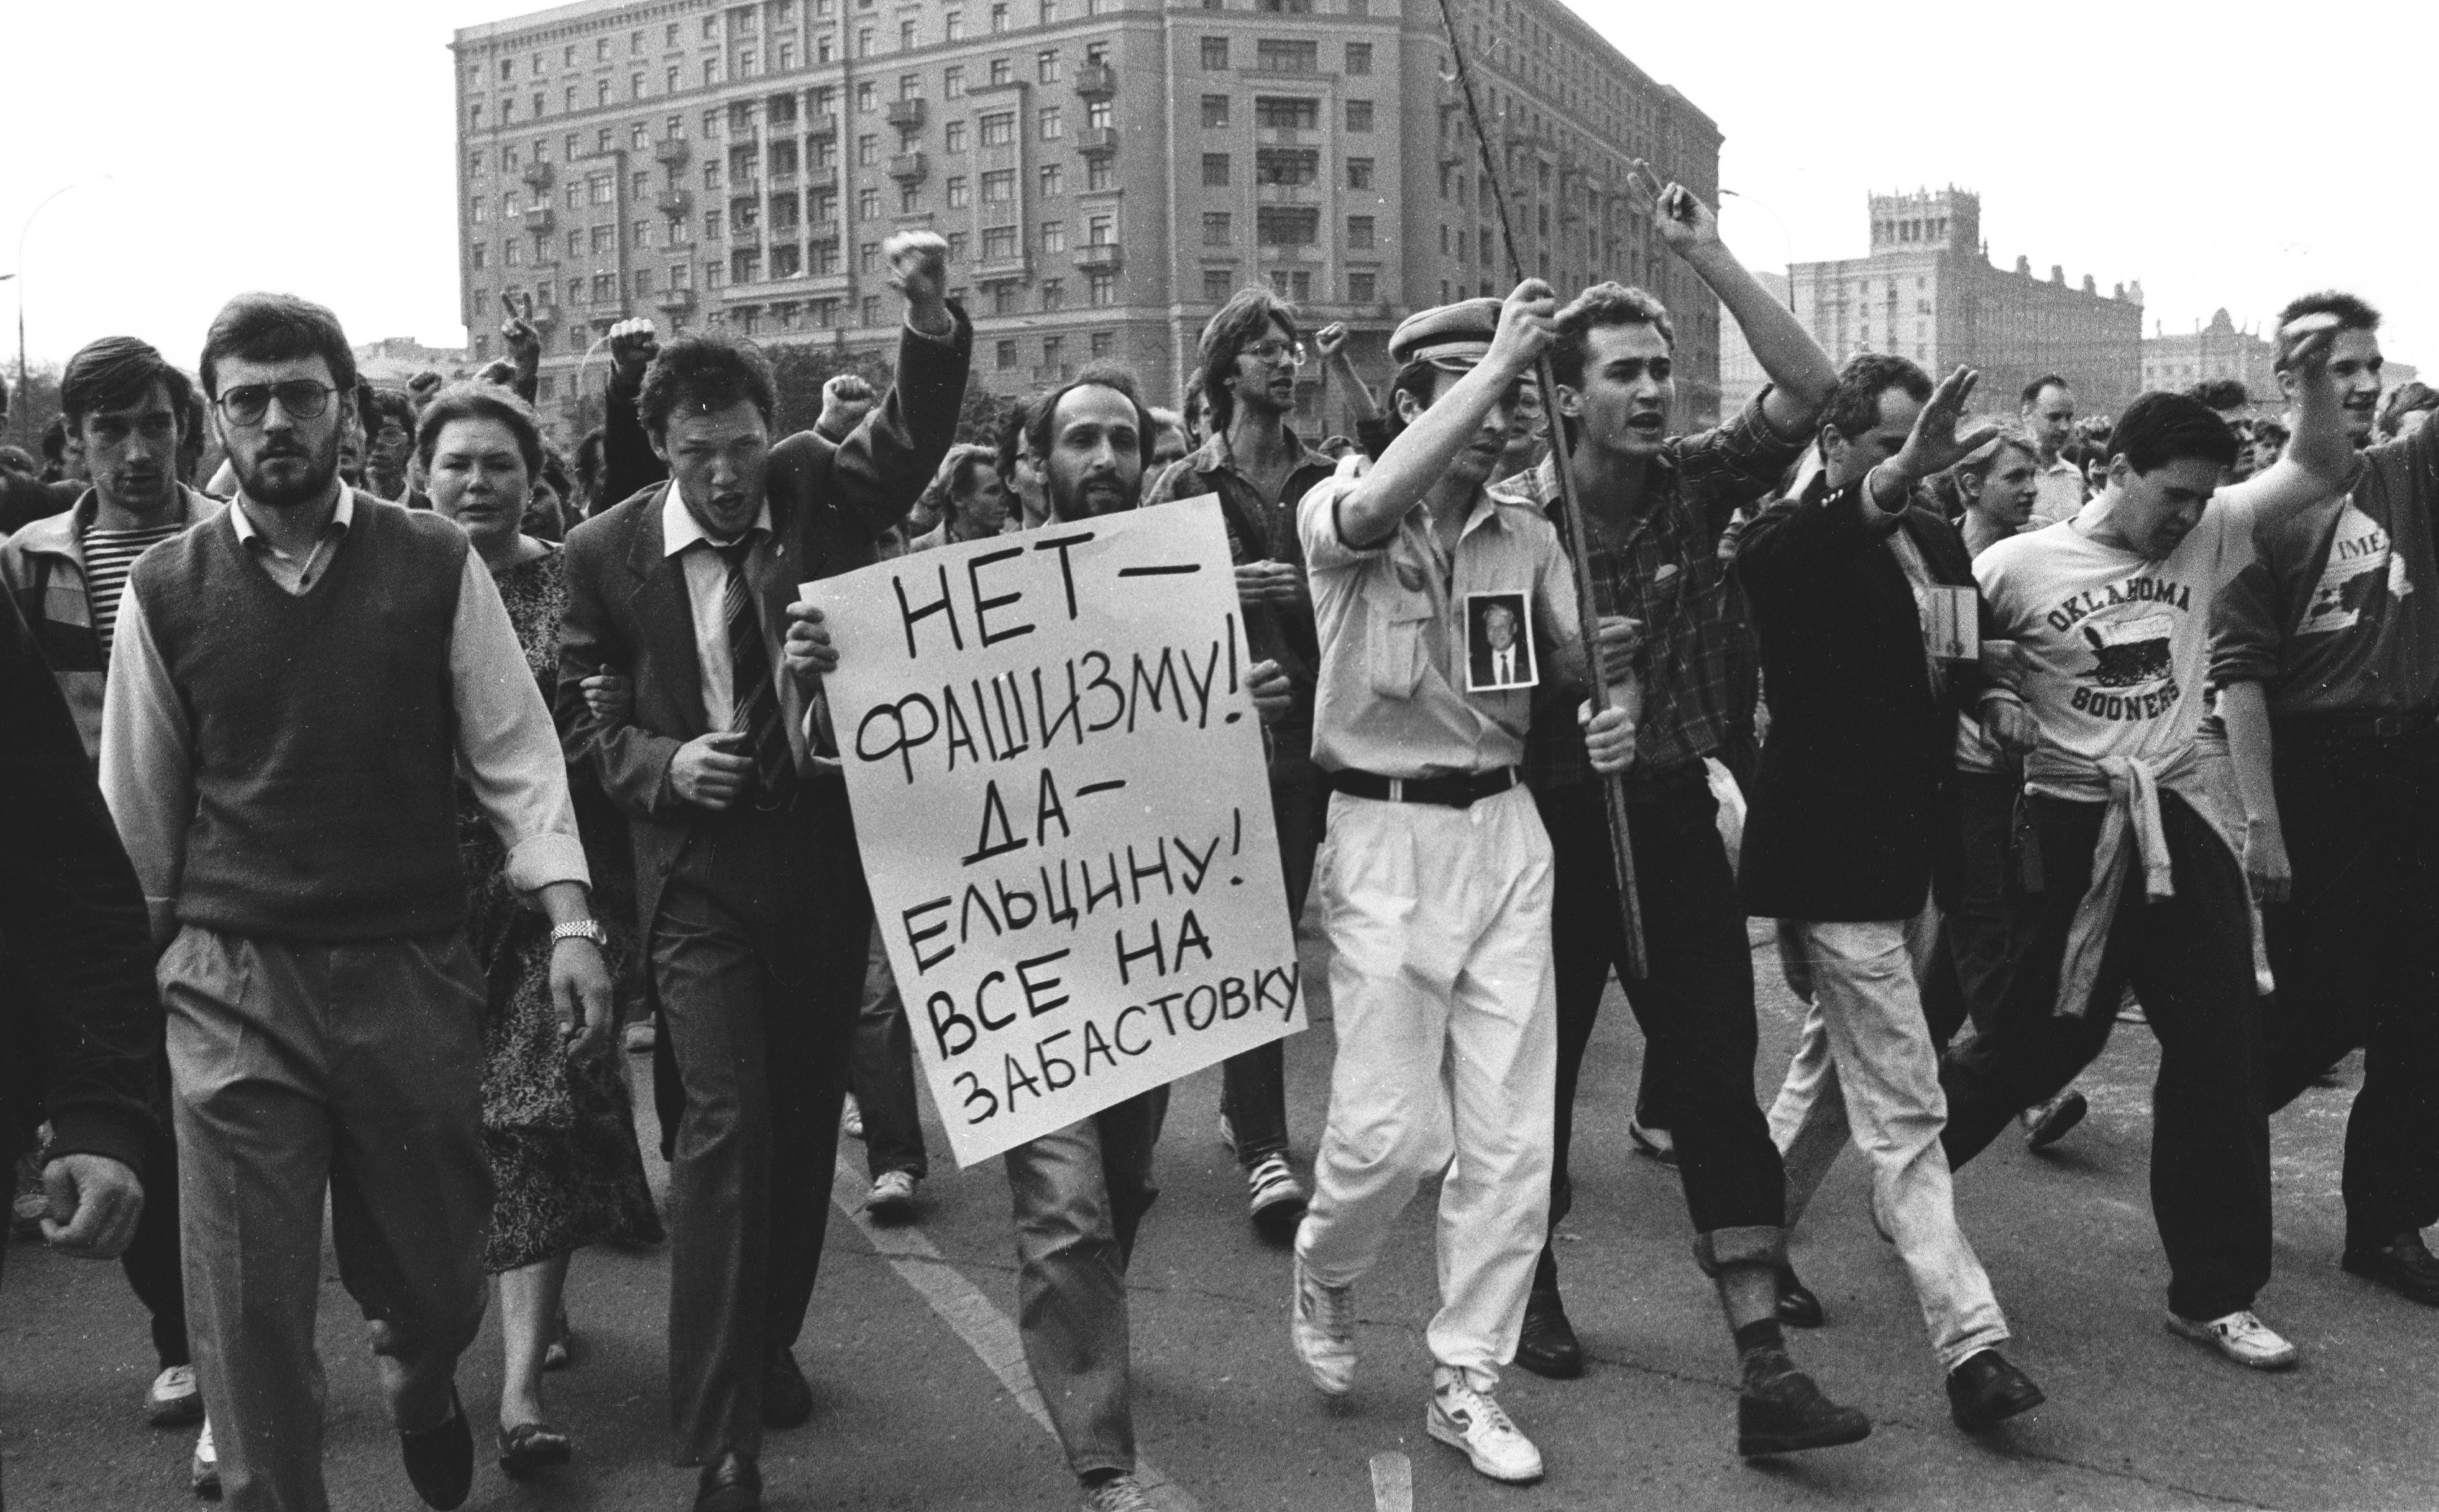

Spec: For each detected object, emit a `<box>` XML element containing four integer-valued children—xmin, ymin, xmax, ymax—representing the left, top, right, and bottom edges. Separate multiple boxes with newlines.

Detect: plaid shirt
<box><xmin>1508</xmin><ymin>389</ymin><xmax>1807</xmax><ymax>789</ymax></box>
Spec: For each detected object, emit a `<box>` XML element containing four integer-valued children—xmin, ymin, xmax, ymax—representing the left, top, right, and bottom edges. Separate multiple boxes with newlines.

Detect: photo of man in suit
<box><xmin>1468</xmin><ymin>592</ymin><xmax>1536</xmax><ymax>690</ymax></box>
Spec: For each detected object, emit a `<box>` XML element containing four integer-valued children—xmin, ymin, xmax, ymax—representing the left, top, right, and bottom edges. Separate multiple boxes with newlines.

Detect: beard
<box><xmin>236</xmin><ymin>433</ymin><xmax>341</xmax><ymax>509</ymax></box>
<box><xmin>1052</xmin><ymin>471</ymin><xmax>1140</xmax><ymax>519</ymax></box>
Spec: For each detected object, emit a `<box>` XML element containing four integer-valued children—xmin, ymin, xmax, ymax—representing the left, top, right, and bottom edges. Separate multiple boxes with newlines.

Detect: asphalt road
<box><xmin>5</xmin><ymin>918</ymin><xmax>2434</xmax><ymax>1511</ymax></box>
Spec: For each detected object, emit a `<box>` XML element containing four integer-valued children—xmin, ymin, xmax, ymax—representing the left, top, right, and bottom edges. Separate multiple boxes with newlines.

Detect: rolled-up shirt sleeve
<box><xmin>97</xmin><ymin>581</ymin><xmax>194</xmax><ymax>944</ymax></box>
<box><xmin>449</xmin><ymin>553</ymin><xmax>591</xmax><ymax>894</ymax></box>
<box><xmin>1298</xmin><ymin>475</ymin><xmax>1384</xmax><ymax>572</ymax></box>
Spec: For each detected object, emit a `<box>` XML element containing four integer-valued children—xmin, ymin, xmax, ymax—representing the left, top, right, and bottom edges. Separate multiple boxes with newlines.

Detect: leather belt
<box><xmin>1329</xmin><ymin>766</ymin><xmax>1521</xmax><ymax>809</ymax></box>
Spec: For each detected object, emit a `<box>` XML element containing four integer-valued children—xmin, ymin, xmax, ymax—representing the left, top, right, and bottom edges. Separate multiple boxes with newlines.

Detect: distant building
<box><xmin>2141</xmin><ymin>309</ymin><xmax>2279</xmax><ymax>416</ymax></box>
<box><xmin>354</xmin><ymin>337</ymin><xmax>471</xmax><ymax>387</ymax></box>
<box><xmin>1787</xmin><ymin>188</ymin><xmax>2145</xmax><ymax>419</ymax></box>
<box><xmin>1715</xmin><ymin>269</ymin><xmax>1785</xmax><ymax>419</ymax></box>
<box><xmin>449</xmin><ymin>0</ymin><xmax>1726</xmax><ymax>437</ymax></box>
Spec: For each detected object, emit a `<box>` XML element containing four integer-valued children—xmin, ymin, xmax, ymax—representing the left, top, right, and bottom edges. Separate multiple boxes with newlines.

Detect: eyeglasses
<box><xmin>1245</xmin><ymin>339</ymin><xmax>1307</xmax><ymax>367</ymax></box>
<box><xmin>215</xmin><ymin>381</ymin><xmax>337</xmax><ymax>427</ymax></box>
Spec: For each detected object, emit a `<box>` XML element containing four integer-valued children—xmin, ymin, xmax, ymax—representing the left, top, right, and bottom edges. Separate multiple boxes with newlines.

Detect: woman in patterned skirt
<box><xmin>418</xmin><ymin>383</ymin><xmax>662</xmax><ymax>1478</ymax></box>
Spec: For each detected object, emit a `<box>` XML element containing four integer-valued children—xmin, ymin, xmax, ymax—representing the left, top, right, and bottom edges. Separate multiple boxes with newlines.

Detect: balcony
<box><xmin>1073</xmin><ymin>243</ymin><xmax>1120</xmax><ymax>271</ymax></box>
<box><xmin>655</xmin><ymin>188</ymin><xmax>694</xmax><ymax>217</ymax></box>
<box><xmin>1075</xmin><ymin>127</ymin><xmax>1120</xmax><ymax>156</ymax></box>
<box><xmin>520</xmin><ymin>160</ymin><xmax>556</xmax><ymax>191</ymax></box>
<box><xmin>884</xmin><ymin>97</ymin><xmax>927</xmax><ymax>129</ymax></box>
<box><xmin>656</xmin><ymin>287</ymin><xmax>698</xmax><ymax>313</ymax></box>
<box><xmin>1074</xmin><ymin>62</ymin><xmax>1116</xmax><ymax>99</ymax></box>
<box><xmin>888</xmin><ymin>151</ymin><xmax>929</xmax><ymax>182</ymax></box>
<box><xmin>1254</xmin><ymin>182</ymin><xmax>1322</xmax><ymax>205</ymax></box>
<box><xmin>806</xmin><ymin>113</ymin><xmax>839</xmax><ymax>141</ymax></box>
<box><xmin>653</xmin><ymin>136</ymin><xmax>691</xmax><ymax>167</ymax></box>
<box><xmin>525</xmin><ymin>300</ymin><xmax>560</xmax><ymax>330</ymax></box>
<box><xmin>521</xmin><ymin>205</ymin><xmax>556</xmax><ymax>232</ymax></box>
<box><xmin>974</xmin><ymin>252</ymin><xmax>1030</xmax><ymax>282</ymax></box>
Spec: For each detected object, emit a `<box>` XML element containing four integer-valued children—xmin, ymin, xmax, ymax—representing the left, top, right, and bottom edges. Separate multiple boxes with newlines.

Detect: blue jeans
<box><xmin>1002</xmin><ymin>1088</ymin><xmax>1166</xmax><ymax>1480</ymax></box>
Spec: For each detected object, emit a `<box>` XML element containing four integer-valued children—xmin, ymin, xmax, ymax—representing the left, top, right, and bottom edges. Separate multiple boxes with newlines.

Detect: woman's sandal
<box><xmin>498</xmin><ymin>1422</ymin><xmax>573</xmax><ymax>1478</ymax></box>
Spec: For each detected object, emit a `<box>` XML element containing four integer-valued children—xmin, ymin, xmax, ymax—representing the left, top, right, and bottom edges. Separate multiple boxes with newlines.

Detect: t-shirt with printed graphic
<box><xmin>1977</xmin><ymin>489</ymin><xmax>2257</xmax><ymax>799</ymax></box>
<box><xmin>2209</xmin><ymin>417</ymin><xmax>2439</xmax><ymax>716</ymax></box>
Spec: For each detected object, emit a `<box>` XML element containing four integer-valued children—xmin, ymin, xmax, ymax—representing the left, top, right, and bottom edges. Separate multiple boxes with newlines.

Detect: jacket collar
<box><xmin>11</xmin><ymin>485</ymin><xmax>220</xmax><ymax>563</ymax></box>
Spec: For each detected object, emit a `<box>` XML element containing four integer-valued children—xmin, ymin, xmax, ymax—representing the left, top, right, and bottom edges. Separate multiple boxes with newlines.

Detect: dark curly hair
<box><xmin>2108</xmin><ymin>391</ymin><xmax>2240</xmax><ymax>474</ymax></box>
<box><xmin>199</xmin><ymin>291</ymin><xmax>357</xmax><ymax>399</ymax></box>
<box><xmin>635</xmin><ymin>332</ymin><xmax>777</xmax><ymax>439</ymax></box>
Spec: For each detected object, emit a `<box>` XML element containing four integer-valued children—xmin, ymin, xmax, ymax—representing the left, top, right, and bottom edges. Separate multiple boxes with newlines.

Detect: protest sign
<box><xmin>808</xmin><ymin>498</ymin><xmax>1303</xmax><ymax>1166</ymax></box>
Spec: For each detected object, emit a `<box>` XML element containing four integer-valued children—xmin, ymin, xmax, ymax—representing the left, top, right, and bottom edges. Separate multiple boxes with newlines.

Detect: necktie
<box><xmin>715</xmin><ymin>534</ymin><xmax>793</xmax><ymax>807</ymax></box>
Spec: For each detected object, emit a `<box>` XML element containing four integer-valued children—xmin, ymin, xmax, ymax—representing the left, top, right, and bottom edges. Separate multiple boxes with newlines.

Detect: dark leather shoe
<box><xmin>2342</xmin><ymin>1232</ymin><xmax>2439</xmax><ymax>1306</ymax></box>
<box><xmin>1514</xmin><ymin>1289</ymin><xmax>1584</xmax><ymax>1379</ymax></box>
<box><xmin>399</xmin><ymin>1385</ymin><xmax>473</xmax><ymax>1510</ymax></box>
<box><xmin>1736</xmin><ymin>1352</ymin><xmax>1871</xmax><ymax>1457</ymax></box>
<box><xmin>1946</xmin><ymin>1348</ymin><xmax>2045</xmax><ymax>1430</ymax></box>
<box><xmin>763</xmin><ymin>1344</ymin><xmax>813</xmax><ymax>1429</ymax></box>
<box><xmin>1775</xmin><ymin>1265</ymin><xmax>1823</xmax><ymax>1328</ymax></box>
<box><xmin>696</xmin><ymin>1451</ymin><xmax>762</xmax><ymax>1512</ymax></box>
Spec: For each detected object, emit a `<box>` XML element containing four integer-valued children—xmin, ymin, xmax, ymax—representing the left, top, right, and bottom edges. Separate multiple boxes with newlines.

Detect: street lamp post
<box><xmin>15</xmin><ymin>177</ymin><xmax>112</xmax><ymax>442</ymax></box>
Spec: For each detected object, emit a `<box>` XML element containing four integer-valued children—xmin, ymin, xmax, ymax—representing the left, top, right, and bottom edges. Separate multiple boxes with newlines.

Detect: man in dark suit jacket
<box><xmin>1735</xmin><ymin>354</ymin><xmax>2046</xmax><ymax>1435</ymax></box>
<box><xmin>556</xmin><ymin>232</ymin><xmax>968</xmax><ymax>1512</ymax></box>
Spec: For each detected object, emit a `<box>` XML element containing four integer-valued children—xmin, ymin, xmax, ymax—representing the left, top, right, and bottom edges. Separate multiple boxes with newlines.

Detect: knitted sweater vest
<box><xmin>132</xmin><ymin>498</ymin><xmax>471</xmax><ymax>940</ymax></box>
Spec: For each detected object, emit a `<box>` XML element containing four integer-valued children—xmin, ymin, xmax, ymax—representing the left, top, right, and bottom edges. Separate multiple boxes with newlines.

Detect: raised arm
<box><xmin>807</xmin><ymin>231</ymin><xmax>974</xmax><ymax>541</ymax></box>
<box><xmin>601</xmin><ymin>319</ymin><xmax>670</xmax><ymax>507</ymax></box>
<box><xmin>1333</xmin><ymin>279</ymin><xmax>1554</xmax><ymax>548</ymax></box>
<box><xmin>1315</xmin><ymin>323</ymin><xmax>1381</xmax><ymax>424</ymax></box>
<box><xmin>1657</xmin><ymin>184</ymin><xmax>1835</xmax><ymax>435</ymax></box>
<box><xmin>2218</xmin><ymin>319</ymin><xmax>2353</xmax><ymax>530</ymax></box>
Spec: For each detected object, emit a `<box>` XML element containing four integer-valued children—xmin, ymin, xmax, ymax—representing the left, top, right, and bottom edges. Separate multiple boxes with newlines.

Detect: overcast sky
<box><xmin>5</xmin><ymin>0</ymin><xmax>2433</xmax><ymax>380</ymax></box>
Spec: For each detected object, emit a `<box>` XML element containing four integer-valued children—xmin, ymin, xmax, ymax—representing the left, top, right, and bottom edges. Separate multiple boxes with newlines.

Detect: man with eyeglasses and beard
<box><xmin>1142</xmin><ymin>289</ymin><xmax>1333</xmax><ymax>1238</ymax></box>
<box><xmin>99</xmin><ymin>292</ymin><xmax>615</xmax><ymax>1512</ymax></box>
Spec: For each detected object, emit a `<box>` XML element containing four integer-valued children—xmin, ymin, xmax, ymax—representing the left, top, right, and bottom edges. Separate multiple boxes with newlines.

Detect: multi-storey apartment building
<box><xmin>1785</xmin><ymin>188</ymin><xmax>2146</xmax><ymax>419</ymax></box>
<box><xmin>450</xmin><ymin>0</ymin><xmax>1723</xmax><ymax>433</ymax></box>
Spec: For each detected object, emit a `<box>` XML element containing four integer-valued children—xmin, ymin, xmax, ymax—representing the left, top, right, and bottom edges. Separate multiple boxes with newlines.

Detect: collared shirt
<box><xmin>1144</xmin><ymin>425</ymin><xmax>1336</xmax><ymax>714</ymax></box>
<box><xmin>1511</xmin><ymin>389</ymin><xmax>1808</xmax><ymax>788</ymax></box>
<box><xmin>229</xmin><ymin>485</ymin><xmax>353</xmax><ymax>594</ymax></box>
<box><xmin>1143</xmin><ymin>426</ymin><xmax>1336</xmax><ymax>567</ymax></box>
<box><xmin>2026</xmin><ymin>458</ymin><xmax>2088</xmax><ymax>530</ymax></box>
<box><xmin>662</xmin><ymin>485</ymin><xmax>781</xmax><ymax>732</ymax></box>
<box><xmin>101</xmin><ymin>489</ymin><xmax>589</xmax><ymax>938</ymax></box>
<box><xmin>1298</xmin><ymin>474</ymin><xmax>1580</xmax><ymax>778</ymax></box>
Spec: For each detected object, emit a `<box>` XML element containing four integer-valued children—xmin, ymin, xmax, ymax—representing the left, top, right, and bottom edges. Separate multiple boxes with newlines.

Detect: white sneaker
<box><xmin>148</xmin><ymin>1363</ymin><xmax>203</xmax><ymax>1426</ymax></box>
<box><xmin>1427</xmin><ymin>1367</ymin><xmax>1544</xmax><ymax>1483</ymax></box>
<box><xmin>191</xmin><ymin>1419</ymin><xmax>221</xmax><ymax>1500</ymax></box>
<box><xmin>866</xmin><ymin>1169</ymin><xmax>918</xmax><ymax>1221</ymax></box>
<box><xmin>2166</xmin><ymin>1309</ymin><xmax>2299</xmax><ymax>1371</ymax></box>
<box><xmin>1291</xmin><ymin>1254</ymin><xmax>1356</xmax><ymax>1396</ymax></box>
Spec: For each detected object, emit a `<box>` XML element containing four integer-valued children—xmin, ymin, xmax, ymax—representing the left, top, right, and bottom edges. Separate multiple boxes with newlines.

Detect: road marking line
<box><xmin>1369</xmin><ymin>1450</ymin><xmax>1413</xmax><ymax>1512</ymax></box>
<box><xmin>831</xmin><ymin>1155</ymin><xmax>1201</xmax><ymax>1512</ymax></box>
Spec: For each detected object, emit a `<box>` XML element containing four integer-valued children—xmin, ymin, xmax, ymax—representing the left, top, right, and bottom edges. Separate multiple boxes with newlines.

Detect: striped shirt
<box><xmin>82</xmin><ymin>522</ymin><xmax>184</xmax><ymax>655</ymax></box>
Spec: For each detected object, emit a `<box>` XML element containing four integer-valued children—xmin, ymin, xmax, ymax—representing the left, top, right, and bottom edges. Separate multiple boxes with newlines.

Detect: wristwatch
<box><xmin>550</xmin><ymin>919</ymin><xmax>607</xmax><ymax>947</ymax></box>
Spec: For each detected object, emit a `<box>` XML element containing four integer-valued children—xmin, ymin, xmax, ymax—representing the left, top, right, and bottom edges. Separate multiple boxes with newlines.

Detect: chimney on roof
<box><xmin>2050</xmin><ymin>264</ymin><xmax>2065</xmax><ymax>286</ymax></box>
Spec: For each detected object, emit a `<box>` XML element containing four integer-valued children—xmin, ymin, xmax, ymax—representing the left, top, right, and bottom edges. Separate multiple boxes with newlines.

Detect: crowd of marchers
<box><xmin>6</xmin><ymin>184</ymin><xmax>2438</xmax><ymax>1512</ymax></box>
